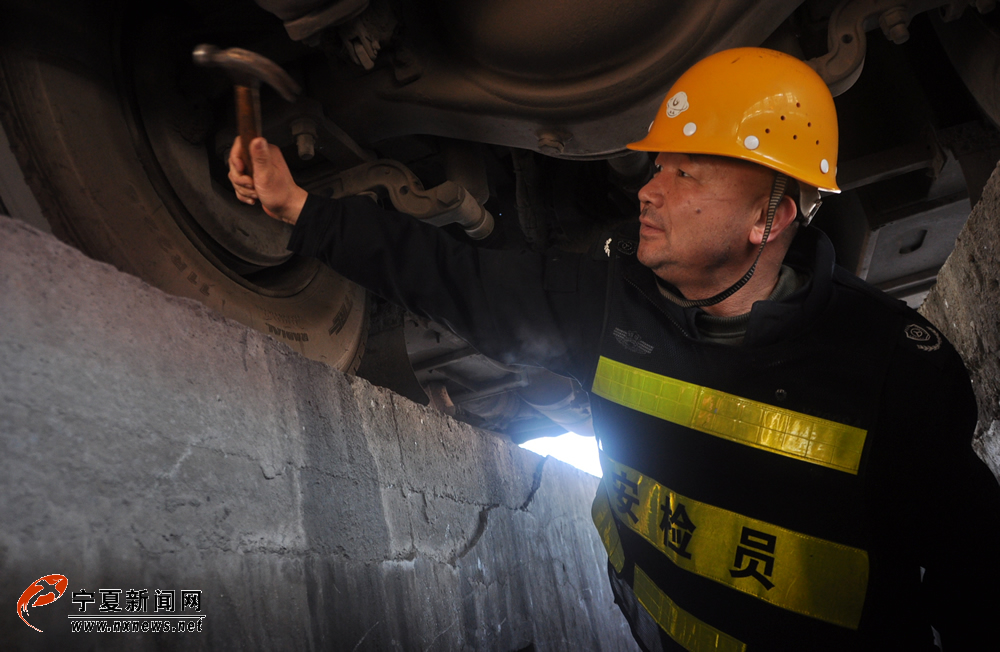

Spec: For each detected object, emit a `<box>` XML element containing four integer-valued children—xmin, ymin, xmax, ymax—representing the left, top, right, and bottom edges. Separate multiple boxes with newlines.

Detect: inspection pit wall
<box><xmin>0</xmin><ymin>216</ymin><xmax>636</xmax><ymax>651</ymax></box>
<box><xmin>922</xmin><ymin>161</ymin><xmax>1000</xmax><ymax>479</ymax></box>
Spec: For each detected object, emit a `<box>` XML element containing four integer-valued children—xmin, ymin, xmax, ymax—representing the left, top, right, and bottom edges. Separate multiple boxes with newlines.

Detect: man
<box><xmin>230</xmin><ymin>48</ymin><xmax>1000</xmax><ymax>650</ymax></box>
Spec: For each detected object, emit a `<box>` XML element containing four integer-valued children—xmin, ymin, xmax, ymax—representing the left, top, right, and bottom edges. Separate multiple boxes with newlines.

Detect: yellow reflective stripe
<box><xmin>606</xmin><ymin>457</ymin><xmax>868</xmax><ymax>629</ymax></box>
<box><xmin>592</xmin><ymin>356</ymin><xmax>867</xmax><ymax>474</ymax></box>
<box><xmin>592</xmin><ymin>484</ymin><xmax>626</xmax><ymax>572</ymax></box>
<box><xmin>633</xmin><ymin>565</ymin><xmax>747</xmax><ymax>652</ymax></box>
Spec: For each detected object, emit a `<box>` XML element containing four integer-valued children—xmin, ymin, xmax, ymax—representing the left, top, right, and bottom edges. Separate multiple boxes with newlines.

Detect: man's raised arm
<box><xmin>228</xmin><ymin>136</ymin><xmax>608</xmax><ymax>384</ymax></box>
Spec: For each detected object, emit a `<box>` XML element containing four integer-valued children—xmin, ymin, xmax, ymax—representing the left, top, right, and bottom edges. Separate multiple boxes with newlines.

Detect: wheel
<box><xmin>0</xmin><ymin>0</ymin><xmax>369</xmax><ymax>372</ymax></box>
<box><xmin>933</xmin><ymin>7</ymin><xmax>1000</xmax><ymax>130</ymax></box>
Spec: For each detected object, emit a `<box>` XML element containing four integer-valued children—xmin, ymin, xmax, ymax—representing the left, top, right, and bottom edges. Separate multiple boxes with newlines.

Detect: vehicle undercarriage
<box><xmin>2</xmin><ymin>0</ymin><xmax>998</xmax><ymax>439</ymax></box>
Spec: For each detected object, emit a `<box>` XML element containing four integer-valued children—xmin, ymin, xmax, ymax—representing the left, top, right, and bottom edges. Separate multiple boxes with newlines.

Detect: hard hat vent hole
<box><xmin>796</xmin><ymin>103</ymin><xmax>801</xmax><ymax>108</ymax></box>
<box><xmin>807</xmin><ymin>122</ymin><xmax>812</xmax><ymax>127</ymax></box>
<box><xmin>793</xmin><ymin>135</ymin><xmax>797</xmax><ymax>140</ymax></box>
<box><xmin>816</xmin><ymin>140</ymin><xmax>820</xmax><ymax>145</ymax></box>
<box><xmin>781</xmin><ymin>115</ymin><xmax>786</xmax><ymax>121</ymax></box>
<box><xmin>842</xmin><ymin>34</ymin><xmax>853</xmax><ymax>44</ymax></box>
<box><xmin>765</xmin><ymin>128</ymin><xmax>770</xmax><ymax>134</ymax></box>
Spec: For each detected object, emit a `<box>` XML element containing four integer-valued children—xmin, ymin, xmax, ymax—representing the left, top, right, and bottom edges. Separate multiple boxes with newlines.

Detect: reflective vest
<box><xmin>589</xmin><ymin>229</ymin><xmax>919</xmax><ymax>651</ymax></box>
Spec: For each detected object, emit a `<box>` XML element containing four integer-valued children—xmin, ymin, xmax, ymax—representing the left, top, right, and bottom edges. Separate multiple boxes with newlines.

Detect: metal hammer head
<box><xmin>192</xmin><ymin>44</ymin><xmax>301</xmax><ymax>102</ymax></box>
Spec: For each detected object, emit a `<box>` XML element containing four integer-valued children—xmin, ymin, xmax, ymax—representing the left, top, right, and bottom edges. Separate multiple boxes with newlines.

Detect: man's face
<box><xmin>636</xmin><ymin>152</ymin><xmax>774</xmax><ymax>288</ymax></box>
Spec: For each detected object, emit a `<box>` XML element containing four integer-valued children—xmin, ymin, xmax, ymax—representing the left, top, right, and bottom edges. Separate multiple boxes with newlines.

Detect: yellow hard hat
<box><xmin>628</xmin><ymin>47</ymin><xmax>840</xmax><ymax>193</ymax></box>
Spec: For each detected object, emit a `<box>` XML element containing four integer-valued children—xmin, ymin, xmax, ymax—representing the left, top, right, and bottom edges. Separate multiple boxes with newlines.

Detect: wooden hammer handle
<box><xmin>235</xmin><ymin>84</ymin><xmax>262</xmax><ymax>176</ymax></box>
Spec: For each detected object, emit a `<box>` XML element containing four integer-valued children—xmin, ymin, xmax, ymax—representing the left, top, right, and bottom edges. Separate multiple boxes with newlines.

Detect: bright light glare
<box><xmin>519</xmin><ymin>432</ymin><xmax>602</xmax><ymax>477</ymax></box>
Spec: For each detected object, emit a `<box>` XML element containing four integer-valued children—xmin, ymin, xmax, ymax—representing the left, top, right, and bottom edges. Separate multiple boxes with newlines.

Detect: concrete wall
<box><xmin>921</xmin><ymin>162</ymin><xmax>1000</xmax><ymax>478</ymax></box>
<box><xmin>0</xmin><ymin>216</ymin><xmax>637</xmax><ymax>651</ymax></box>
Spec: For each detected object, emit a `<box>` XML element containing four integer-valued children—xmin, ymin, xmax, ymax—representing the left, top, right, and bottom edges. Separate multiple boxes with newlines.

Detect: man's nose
<box><xmin>637</xmin><ymin>178</ymin><xmax>661</xmax><ymax>208</ymax></box>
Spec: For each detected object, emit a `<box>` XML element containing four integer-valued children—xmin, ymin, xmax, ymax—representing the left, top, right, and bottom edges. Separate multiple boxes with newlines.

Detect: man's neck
<box><xmin>656</xmin><ymin>265</ymin><xmax>809</xmax><ymax>345</ymax></box>
<box><xmin>700</xmin><ymin>268</ymin><xmax>781</xmax><ymax>317</ymax></box>
<box><xmin>657</xmin><ymin>266</ymin><xmax>782</xmax><ymax>317</ymax></box>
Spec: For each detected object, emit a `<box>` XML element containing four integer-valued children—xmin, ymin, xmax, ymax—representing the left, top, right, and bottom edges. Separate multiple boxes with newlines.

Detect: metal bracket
<box><xmin>324</xmin><ymin>160</ymin><xmax>495</xmax><ymax>239</ymax></box>
<box><xmin>339</xmin><ymin>20</ymin><xmax>380</xmax><ymax>70</ymax></box>
<box><xmin>216</xmin><ymin>97</ymin><xmax>375</xmax><ymax>169</ymax></box>
<box><xmin>283</xmin><ymin>0</ymin><xmax>370</xmax><ymax>42</ymax></box>
<box><xmin>806</xmin><ymin>0</ymin><xmax>990</xmax><ymax>96</ymax></box>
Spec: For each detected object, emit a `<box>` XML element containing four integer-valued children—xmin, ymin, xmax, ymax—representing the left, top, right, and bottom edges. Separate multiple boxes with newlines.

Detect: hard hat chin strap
<box><xmin>667</xmin><ymin>172</ymin><xmax>788</xmax><ymax>308</ymax></box>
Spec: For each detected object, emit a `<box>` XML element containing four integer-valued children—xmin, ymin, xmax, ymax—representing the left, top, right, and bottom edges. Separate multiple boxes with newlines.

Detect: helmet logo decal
<box><xmin>683</xmin><ymin>122</ymin><xmax>697</xmax><ymax>136</ymax></box>
<box><xmin>665</xmin><ymin>92</ymin><xmax>689</xmax><ymax>118</ymax></box>
<box><xmin>820</xmin><ymin>159</ymin><xmax>830</xmax><ymax>174</ymax></box>
<box><xmin>744</xmin><ymin>135</ymin><xmax>760</xmax><ymax>150</ymax></box>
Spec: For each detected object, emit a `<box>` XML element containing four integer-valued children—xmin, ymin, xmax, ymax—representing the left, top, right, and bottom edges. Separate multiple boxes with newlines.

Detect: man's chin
<box><xmin>636</xmin><ymin>242</ymin><xmax>677</xmax><ymax>279</ymax></box>
<box><xmin>635</xmin><ymin>241</ymin><xmax>658</xmax><ymax>270</ymax></box>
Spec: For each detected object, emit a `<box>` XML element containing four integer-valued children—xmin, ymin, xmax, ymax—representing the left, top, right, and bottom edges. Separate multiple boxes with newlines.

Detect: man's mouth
<box><xmin>639</xmin><ymin>211</ymin><xmax>663</xmax><ymax>235</ymax></box>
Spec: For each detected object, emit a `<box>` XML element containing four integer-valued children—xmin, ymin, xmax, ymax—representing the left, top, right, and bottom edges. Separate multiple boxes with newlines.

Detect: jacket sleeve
<box><xmin>919</xmin><ymin>370</ymin><xmax>1000</xmax><ymax>649</ymax></box>
<box><xmin>876</xmin><ymin>341</ymin><xmax>1000</xmax><ymax>648</ymax></box>
<box><xmin>287</xmin><ymin>193</ymin><xmax>609</xmax><ymax>385</ymax></box>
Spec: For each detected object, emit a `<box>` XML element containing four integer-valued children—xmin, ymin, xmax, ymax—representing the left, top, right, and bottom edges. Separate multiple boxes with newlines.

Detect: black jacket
<box><xmin>289</xmin><ymin>193</ymin><xmax>1000</xmax><ymax>650</ymax></box>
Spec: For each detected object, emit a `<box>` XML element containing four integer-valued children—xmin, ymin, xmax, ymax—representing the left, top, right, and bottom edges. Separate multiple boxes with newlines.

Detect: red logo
<box><xmin>17</xmin><ymin>574</ymin><xmax>68</xmax><ymax>632</ymax></box>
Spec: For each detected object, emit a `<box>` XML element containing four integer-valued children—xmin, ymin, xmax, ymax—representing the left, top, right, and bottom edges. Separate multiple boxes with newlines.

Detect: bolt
<box><xmin>296</xmin><ymin>133</ymin><xmax>315</xmax><ymax>160</ymax></box>
<box><xmin>879</xmin><ymin>7</ymin><xmax>910</xmax><ymax>45</ymax></box>
<box><xmin>436</xmin><ymin>182</ymin><xmax>461</xmax><ymax>206</ymax></box>
<box><xmin>353</xmin><ymin>40</ymin><xmax>375</xmax><ymax>70</ymax></box>
<box><xmin>290</xmin><ymin>118</ymin><xmax>317</xmax><ymax>161</ymax></box>
<box><xmin>537</xmin><ymin>132</ymin><xmax>566</xmax><ymax>155</ymax></box>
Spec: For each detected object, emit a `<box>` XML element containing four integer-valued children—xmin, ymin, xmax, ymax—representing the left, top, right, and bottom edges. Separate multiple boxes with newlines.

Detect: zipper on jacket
<box><xmin>623</xmin><ymin>274</ymin><xmax>693</xmax><ymax>339</ymax></box>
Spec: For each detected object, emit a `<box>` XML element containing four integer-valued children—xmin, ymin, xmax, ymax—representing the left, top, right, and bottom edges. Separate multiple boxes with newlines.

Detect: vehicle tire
<box><xmin>933</xmin><ymin>8</ymin><xmax>1000</xmax><ymax>129</ymax></box>
<box><xmin>0</xmin><ymin>1</ymin><xmax>369</xmax><ymax>372</ymax></box>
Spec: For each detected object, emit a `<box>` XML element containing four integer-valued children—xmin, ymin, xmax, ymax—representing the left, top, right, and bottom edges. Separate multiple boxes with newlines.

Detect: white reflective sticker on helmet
<box><xmin>744</xmin><ymin>135</ymin><xmax>760</xmax><ymax>150</ymax></box>
<box><xmin>665</xmin><ymin>92</ymin><xmax>689</xmax><ymax>118</ymax></box>
<box><xmin>683</xmin><ymin>122</ymin><xmax>697</xmax><ymax>136</ymax></box>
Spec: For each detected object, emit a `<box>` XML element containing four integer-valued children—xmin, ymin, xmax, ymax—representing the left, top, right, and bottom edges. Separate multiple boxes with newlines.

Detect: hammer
<box><xmin>192</xmin><ymin>44</ymin><xmax>301</xmax><ymax>176</ymax></box>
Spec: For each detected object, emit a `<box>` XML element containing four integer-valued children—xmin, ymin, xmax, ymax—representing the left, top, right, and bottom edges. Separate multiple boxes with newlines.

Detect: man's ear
<box><xmin>749</xmin><ymin>194</ymin><xmax>798</xmax><ymax>246</ymax></box>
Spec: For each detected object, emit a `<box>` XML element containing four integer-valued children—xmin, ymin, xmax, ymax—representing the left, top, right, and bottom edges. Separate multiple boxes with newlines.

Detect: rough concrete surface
<box><xmin>921</xmin><ymin>161</ymin><xmax>1000</xmax><ymax>478</ymax></box>
<box><xmin>0</xmin><ymin>216</ymin><xmax>637</xmax><ymax>651</ymax></box>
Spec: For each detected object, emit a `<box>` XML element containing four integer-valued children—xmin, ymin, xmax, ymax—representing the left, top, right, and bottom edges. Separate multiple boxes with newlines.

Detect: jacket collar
<box><xmin>618</xmin><ymin>225</ymin><xmax>836</xmax><ymax>347</ymax></box>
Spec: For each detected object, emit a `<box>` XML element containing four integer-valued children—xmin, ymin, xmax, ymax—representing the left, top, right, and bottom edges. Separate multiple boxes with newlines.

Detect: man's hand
<box><xmin>228</xmin><ymin>137</ymin><xmax>308</xmax><ymax>225</ymax></box>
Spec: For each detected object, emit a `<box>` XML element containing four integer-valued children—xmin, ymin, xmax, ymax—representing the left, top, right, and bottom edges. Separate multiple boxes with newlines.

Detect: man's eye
<box><xmin>654</xmin><ymin>164</ymin><xmax>663</xmax><ymax>174</ymax></box>
<box><xmin>678</xmin><ymin>169</ymin><xmax>691</xmax><ymax>178</ymax></box>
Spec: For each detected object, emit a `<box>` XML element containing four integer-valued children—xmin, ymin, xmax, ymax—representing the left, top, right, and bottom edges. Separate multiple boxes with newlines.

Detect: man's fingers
<box><xmin>229</xmin><ymin>137</ymin><xmax>247</xmax><ymax>172</ymax></box>
<box><xmin>229</xmin><ymin>136</ymin><xmax>300</xmax><ymax>221</ymax></box>
<box><xmin>250</xmin><ymin>137</ymin><xmax>270</xmax><ymax>169</ymax></box>
<box><xmin>229</xmin><ymin>166</ymin><xmax>254</xmax><ymax>190</ymax></box>
<box><xmin>234</xmin><ymin>183</ymin><xmax>258</xmax><ymax>204</ymax></box>
<box><xmin>228</xmin><ymin>137</ymin><xmax>258</xmax><ymax>200</ymax></box>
